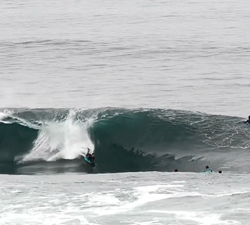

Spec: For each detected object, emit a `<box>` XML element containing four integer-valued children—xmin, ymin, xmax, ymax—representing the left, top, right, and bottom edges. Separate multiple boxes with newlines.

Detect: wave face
<box><xmin>0</xmin><ymin>108</ymin><xmax>249</xmax><ymax>174</ymax></box>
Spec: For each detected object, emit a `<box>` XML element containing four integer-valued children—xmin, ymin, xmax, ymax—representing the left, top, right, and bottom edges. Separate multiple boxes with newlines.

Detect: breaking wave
<box><xmin>0</xmin><ymin>108</ymin><xmax>249</xmax><ymax>174</ymax></box>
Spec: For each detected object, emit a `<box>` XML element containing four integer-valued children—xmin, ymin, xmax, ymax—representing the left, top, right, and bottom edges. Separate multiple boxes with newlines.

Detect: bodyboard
<box><xmin>84</xmin><ymin>157</ymin><xmax>95</xmax><ymax>167</ymax></box>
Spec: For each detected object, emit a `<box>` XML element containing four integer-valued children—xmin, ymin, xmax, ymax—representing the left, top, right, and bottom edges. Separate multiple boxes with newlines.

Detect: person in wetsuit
<box><xmin>245</xmin><ymin>116</ymin><xmax>250</xmax><ymax>124</ymax></box>
<box><xmin>204</xmin><ymin>166</ymin><xmax>212</xmax><ymax>172</ymax></box>
<box><xmin>88</xmin><ymin>153</ymin><xmax>95</xmax><ymax>162</ymax></box>
<box><xmin>86</xmin><ymin>148</ymin><xmax>95</xmax><ymax>162</ymax></box>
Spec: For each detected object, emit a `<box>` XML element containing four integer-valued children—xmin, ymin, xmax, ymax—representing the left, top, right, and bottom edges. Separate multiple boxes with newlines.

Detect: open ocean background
<box><xmin>1</xmin><ymin>0</ymin><xmax>250</xmax><ymax>224</ymax></box>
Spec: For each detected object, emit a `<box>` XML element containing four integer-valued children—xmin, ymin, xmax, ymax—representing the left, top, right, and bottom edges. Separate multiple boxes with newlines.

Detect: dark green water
<box><xmin>0</xmin><ymin>108</ymin><xmax>249</xmax><ymax>174</ymax></box>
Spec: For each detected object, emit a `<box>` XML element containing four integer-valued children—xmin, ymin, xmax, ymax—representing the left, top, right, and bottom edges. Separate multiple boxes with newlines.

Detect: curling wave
<box><xmin>0</xmin><ymin>108</ymin><xmax>249</xmax><ymax>174</ymax></box>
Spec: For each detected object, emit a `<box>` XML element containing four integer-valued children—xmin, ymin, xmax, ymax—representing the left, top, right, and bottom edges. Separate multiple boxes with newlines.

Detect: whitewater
<box><xmin>1</xmin><ymin>0</ymin><xmax>250</xmax><ymax>224</ymax></box>
<box><xmin>1</xmin><ymin>172</ymin><xmax>250</xmax><ymax>225</ymax></box>
<box><xmin>0</xmin><ymin>108</ymin><xmax>250</xmax><ymax>175</ymax></box>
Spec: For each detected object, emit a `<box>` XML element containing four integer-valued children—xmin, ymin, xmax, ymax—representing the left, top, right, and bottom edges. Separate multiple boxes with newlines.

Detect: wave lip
<box><xmin>0</xmin><ymin>108</ymin><xmax>249</xmax><ymax>174</ymax></box>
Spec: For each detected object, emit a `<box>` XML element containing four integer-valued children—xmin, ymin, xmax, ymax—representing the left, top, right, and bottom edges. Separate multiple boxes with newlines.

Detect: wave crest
<box><xmin>0</xmin><ymin>108</ymin><xmax>249</xmax><ymax>174</ymax></box>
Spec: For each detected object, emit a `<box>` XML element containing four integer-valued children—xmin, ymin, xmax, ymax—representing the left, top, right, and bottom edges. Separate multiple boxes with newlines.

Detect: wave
<box><xmin>0</xmin><ymin>108</ymin><xmax>249</xmax><ymax>174</ymax></box>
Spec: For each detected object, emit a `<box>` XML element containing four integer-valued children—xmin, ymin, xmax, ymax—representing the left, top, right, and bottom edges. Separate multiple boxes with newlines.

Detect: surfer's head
<box><xmin>206</xmin><ymin>166</ymin><xmax>209</xmax><ymax>169</ymax></box>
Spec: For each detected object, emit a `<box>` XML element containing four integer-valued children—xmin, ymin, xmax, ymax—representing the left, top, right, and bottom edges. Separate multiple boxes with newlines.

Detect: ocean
<box><xmin>0</xmin><ymin>0</ymin><xmax>250</xmax><ymax>224</ymax></box>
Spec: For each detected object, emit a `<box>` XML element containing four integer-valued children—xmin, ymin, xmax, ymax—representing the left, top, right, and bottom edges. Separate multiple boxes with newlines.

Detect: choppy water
<box><xmin>1</xmin><ymin>0</ymin><xmax>250</xmax><ymax>224</ymax></box>
<box><xmin>1</xmin><ymin>172</ymin><xmax>250</xmax><ymax>225</ymax></box>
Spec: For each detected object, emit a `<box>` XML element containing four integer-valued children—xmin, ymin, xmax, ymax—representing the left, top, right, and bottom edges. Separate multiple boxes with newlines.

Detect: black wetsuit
<box><xmin>86</xmin><ymin>154</ymin><xmax>95</xmax><ymax>162</ymax></box>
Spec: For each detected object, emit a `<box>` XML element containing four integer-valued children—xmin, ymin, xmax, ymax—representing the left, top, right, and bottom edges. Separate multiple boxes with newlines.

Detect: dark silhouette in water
<box><xmin>245</xmin><ymin>116</ymin><xmax>250</xmax><ymax>124</ymax></box>
<box><xmin>204</xmin><ymin>165</ymin><xmax>213</xmax><ymax>172</ymax></box>
<box><xmin>85</xmin><ymin>148</ymin><xmax>95</xmax><ymax>163</ymax></box>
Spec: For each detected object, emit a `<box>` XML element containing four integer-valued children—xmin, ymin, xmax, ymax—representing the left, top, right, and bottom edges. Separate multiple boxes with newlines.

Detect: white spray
<box><xmin>21</xmin><ymin>110</ymin><xmax>95</xmax><ymax>162</ymax></box>
<box><xmin>0</xmin><ymin>112</ymin><xmax>8</xmax><ymax>121</ymax></box>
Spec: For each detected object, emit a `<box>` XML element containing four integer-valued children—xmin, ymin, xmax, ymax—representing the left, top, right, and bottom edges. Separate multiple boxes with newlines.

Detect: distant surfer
<box><xmin>204</xmin><ymin>166</ymin><xmax>212</xmax><ymax>173</ymax></box>
<box><xmin>245</xmin><ymin>116</ymin><xmax>250</xmax><ymax>124</ymax></box>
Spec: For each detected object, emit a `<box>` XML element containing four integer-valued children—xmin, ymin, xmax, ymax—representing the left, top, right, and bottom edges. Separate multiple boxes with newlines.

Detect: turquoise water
<box><xmin>0</xmin><ymin>108</ymin><xmax>249</xmax><ymax>175</ymax></box>
<box><xmin>1</xmin><ymin>0</ymin><xmax>250</xmax><ymax>224</ymax></box>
